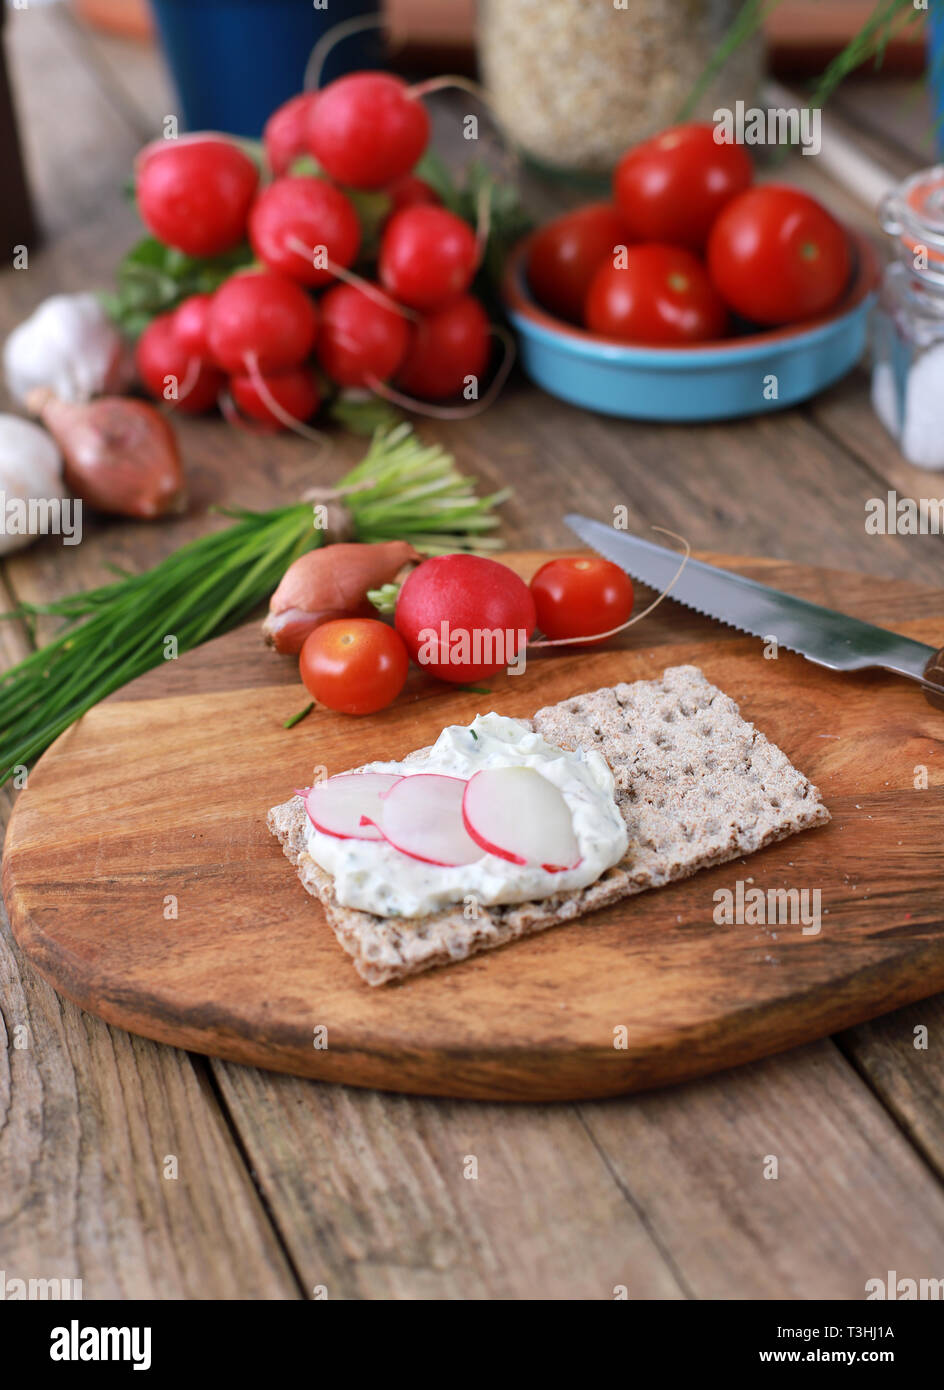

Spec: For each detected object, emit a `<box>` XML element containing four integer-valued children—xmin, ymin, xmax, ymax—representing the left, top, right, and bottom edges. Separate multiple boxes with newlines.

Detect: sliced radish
<box><xmin>303</xmin><ymin>772</ymin><xmax>402</xmax><ymax>841</ymax></box>
<box><xmin>462</xmin><ymin>767</ymin><xmax>581</xmax><ymax>873</ymax></box>
<box><xmin>375</xmin><ymin>773</ymin><xmax>483</xmax><ymax>867</ymax></box>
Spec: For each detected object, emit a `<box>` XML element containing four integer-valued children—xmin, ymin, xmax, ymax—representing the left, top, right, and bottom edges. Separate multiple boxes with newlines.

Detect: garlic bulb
<box><xmin>0</xmin><ymin>414</ymin><xmax>65</xmax><ymax>555</ymax></box>
<box><xmin>3</xmin><ymin>293</ymin><xmax>130</xmax><ymax>407</ymax></box>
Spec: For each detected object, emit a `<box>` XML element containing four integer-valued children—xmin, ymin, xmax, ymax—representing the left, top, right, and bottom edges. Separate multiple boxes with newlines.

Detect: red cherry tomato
<box><xmin>397</xmin><ymin>295</ymin><xmax>490</xmax><ymax>401</ymax></box>
<box><xmin>248</xmin><ymin>176</ymin><xmax>361</xmax><ymax>288</ymax></box>
<box><xmin>264</xmin><ymin>91</ymin><xmax>320</xmax><ymax>177</ymax></box>
<box><xmin>316</xmin><ymin>283</ymin><xmax>409</xmax><ymax>388</ymax></box>
<box><xmin>385</xmin><ymin>173</ymin><xmax>441</xmax><ymax>216</ymax></box>
<box><xmin>707</xmin><ymin>185</ymin><xmax>851</xmax><ymax>326</ymax></box>
<box><xmin>135</xmin><ymin>312</ymin><xmax>225</xmax><ymax>414</ymax></box>
<box><xmin>584</xmin><ymin>244</ymin><xmax>727</xmax><ymax>346</ymax></box>
<box><xmin>306</xmin><ymin>72</ymin><xmax>429</xmax><ymax>190</ymax></box>
<box><xmin>379</xmin><ymin>206</ymin><xmax>478</xmax><ymax>311</ymax></box>
<box><xmin>527</xmin><ymin>203</ymin><xmax>628</xmax><ymax>323</ymax></box>
<box><xmin>613</xmin><ymin>124</ymin><xmax>752</xmax><ymax>252</ymax></box>
<box><xmin>136</xmin><ymin>138</ymin><xmax>258</xmax><ymax>257</ymax></box>
<box><xmin>300</xmin><ymin>618</ymin><xmax>409</xmax><ymax>715</ymax></box>
<box><xmin>173</xmin><ymin>293</ymin><xmax>214</xmax><ymax>359</ymax></box>
<box><xmin>530</xmin><ymin>556</ymin><xmax>634</xmax><ymax>646</ymax></box>
<box><xmin>206</xmin><ymin>271</ymin><xmax>319</xmax><ymax>374</ymax></box>
<box><xmin>229</xmin><ymin>365</ymin><xmax>320</xmax><ymax>429</ymax></box>
<box><xmin>395</xmin><ymin>553</ymin><xmax>535</xmax><ymax>683</ymax></box>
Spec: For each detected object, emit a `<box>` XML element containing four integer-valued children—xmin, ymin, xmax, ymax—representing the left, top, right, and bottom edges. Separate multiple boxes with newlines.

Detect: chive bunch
<box><xmin>0</xmin><ymin>424</ymin><xmax>508</xmax><ymax>783</ymax></box>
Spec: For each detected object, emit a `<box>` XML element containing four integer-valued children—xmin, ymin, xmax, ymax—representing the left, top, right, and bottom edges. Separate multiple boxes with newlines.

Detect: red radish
<box><xmin>28</xmin><ymin>389</ymin><xmax>186</xmax><ymax>520</ymax></box>
<box><xmin>395</xmin><ymin>554</ymin><xmax>535</xmax><ymax>682</ymax></box>
<box><xmin>397</xmin><ymin>295</ymin><xmax>489</xmax><ymax>401</ymax></box>
<box><xmin>135</xmin><ymin>312</ymin><xmax>225</xmax><ymax>414</ymax></box>
<box><xmin>306</xmin><ymin>72</ymin><xmax>429</xmax><ymax>190</ymax></box>
<box><xmin>136</xmin><ymin>137</ymin><xmax>258</xmax><ymax>256</ymax></box>
<box><xmin>173</xmin><ymin>293</ymin><xmax>215</xmax><ymax>359</ymax></box>
<box><xmin>374</xmin><ymin>773</ymin><xmax>482</xmax><ymax>866</ymax></box>
<box><xmin>379</xmin><ymin>205</ymin><xmax>478</xmax><ymax>310</ymax></box>
<box><xmin>386</xmin><ymin>173</ymin><xmax>441</xmax><ymax>216</ymax></box>
<box><xmin>230</xmin><ymin>364</ymin><xmax>320</xmax><ymax>429</ymax></box>
<box><xmin>302</xmin><ymin>772</ymin><xmax>402</xmax><ymax>842</ymax></box>
<box><xmin>206</xmin><ymin>271</ymin><xmax>318</xmax><ymax>374</ymax></box>
<box><xmin>462</xmin><ymin>767</ymin><xmax>580</xmax><ymax>872</ymax></box>
<box><xmin>264</xmin><ymin>540</ymin><xmax>419</xmax><ymax>653</ymax></box>
<box><xmin>264</xmin><ymin>91</ymin><xmax>320</xmax><ymax>176</ymax></box>
<box><xmin>316</xmin><ymin>282</ymin><xmax>408</xmax><ymax>388</ymax></box>
<box><xmin>248</xmin><ymin>177</ymin><xmax>361</xmax><ymax>287</ymax></box>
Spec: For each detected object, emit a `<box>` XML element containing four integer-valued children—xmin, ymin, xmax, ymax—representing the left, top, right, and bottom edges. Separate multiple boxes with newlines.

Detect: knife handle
<box><xmin>923</xmin><ymin>649</ymin><xmax>944</xmax><ymax>710</ymax></box>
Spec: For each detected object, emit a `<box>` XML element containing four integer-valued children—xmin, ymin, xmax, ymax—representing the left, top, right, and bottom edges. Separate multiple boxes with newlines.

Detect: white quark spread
<box><xmin>306</xmin><ymin>712</ymin><xmax>629</xmax><ymax>918</ymax></box>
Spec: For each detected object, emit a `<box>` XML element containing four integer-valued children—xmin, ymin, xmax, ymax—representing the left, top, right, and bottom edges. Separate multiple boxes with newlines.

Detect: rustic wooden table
<box><xmin>2</xmin><ymin>7</ymin><xmax>943</xmax><ymax>1300</ymax></box>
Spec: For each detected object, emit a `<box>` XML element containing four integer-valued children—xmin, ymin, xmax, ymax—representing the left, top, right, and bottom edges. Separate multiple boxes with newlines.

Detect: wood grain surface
<box><xmin>5</xmin><ymin>551</ymin><xmax>943</xmax><ymax>1101</ymax></box>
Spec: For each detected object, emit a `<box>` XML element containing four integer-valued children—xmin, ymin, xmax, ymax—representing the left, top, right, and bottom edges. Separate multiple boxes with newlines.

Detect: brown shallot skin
<box><xmin>264</xmin><ymin>540</ymin><xmax>419</xmax><ymax>653</ymax></box>
<box><xmin>27</xmin><ymin>389</ymin><xmax>187</xmax><ymax>520</ymax></box>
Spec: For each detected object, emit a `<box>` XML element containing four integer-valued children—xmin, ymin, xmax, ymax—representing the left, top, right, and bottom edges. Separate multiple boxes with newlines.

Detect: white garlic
<box><xmin>3</xmin><ymin>293</ymin><xmax>130</xmax><ymax>407</ymax></box>
<box><xmin>0</xmin><ymin>414</ymin><xmax>65</xmax><ymax>555</ymax></box>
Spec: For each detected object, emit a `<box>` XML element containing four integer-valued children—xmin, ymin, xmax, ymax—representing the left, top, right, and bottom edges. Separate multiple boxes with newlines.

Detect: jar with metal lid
<box><xmin>478</xmin><ymin>0</ymin><xmax>763</xmax><ymax>177</ymax></box>
<box><xmin>872</xmin><ymin>166</ymin><xmax>944</xmax><ymax>470</ymax></box>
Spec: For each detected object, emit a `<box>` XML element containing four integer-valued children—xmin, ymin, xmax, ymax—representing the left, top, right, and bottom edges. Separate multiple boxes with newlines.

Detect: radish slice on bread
<box><xmin>302</xmin><ymin>772</ymin><xmax>402</xmax><ymax>841</ymax></box>
<box><xmin>374</xmin><ymin>773</ymin><xmax>483</xmax><ymax>866</ymax></box>
<box><xmin>463</xmin><ymin>767</ymin><xmax>581</xmax><ymax>872</ymax></box>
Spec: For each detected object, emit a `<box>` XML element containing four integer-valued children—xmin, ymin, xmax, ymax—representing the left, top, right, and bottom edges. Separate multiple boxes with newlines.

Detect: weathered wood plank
<box><xmin>577</xmin><ymin>1041</ymin><xmax>944</xmax><ymax>1299</ymax></box>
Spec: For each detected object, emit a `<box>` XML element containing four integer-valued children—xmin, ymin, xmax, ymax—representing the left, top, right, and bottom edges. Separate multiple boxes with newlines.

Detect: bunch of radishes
<box><xmin>132</xmin><ymin>73</ymin><xmax>494</xmax><ymax>431</ymax></box>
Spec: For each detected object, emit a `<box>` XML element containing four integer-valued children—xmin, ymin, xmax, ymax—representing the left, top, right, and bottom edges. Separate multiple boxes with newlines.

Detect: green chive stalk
<box><xmin>0</xmin><ymin>424</ymin><xmax>509</xmax><ymax>783</ymax></box>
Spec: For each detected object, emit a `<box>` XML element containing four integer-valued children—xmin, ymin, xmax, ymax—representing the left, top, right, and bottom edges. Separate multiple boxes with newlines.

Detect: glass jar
<box><xmin>872</xmin><ymin>166</ymin><xmax>944</xmax><ymax>470</ymax></box>
<box><xmin>477</xmin><ymin>0</ymin><xmax>763</xmax><ymax>176</ymax></box>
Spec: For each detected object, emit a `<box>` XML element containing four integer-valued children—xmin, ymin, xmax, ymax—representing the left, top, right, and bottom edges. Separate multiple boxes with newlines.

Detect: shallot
<box><xmin>27</xmin><ymin>389</ymin><xmax>186</xmax><ymax>520</ymax></box>
<box><xmin>264</xmin><ymin>539</ymin><xmax>419</xmax><ymax>653</ymax></box>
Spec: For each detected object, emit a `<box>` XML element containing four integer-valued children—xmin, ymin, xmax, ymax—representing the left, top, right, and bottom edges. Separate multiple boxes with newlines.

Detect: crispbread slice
<box><xmin>267</xmin><ymin>665</ymin><xmax>829</xmax><ymax>985</ymax></box>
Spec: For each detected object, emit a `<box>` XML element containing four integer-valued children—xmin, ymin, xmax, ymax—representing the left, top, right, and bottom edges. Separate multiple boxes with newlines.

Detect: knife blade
<box><xmin>565</xmin><ymin>513</ymin><xmax>944</xmax><ymax>699</ymax></box>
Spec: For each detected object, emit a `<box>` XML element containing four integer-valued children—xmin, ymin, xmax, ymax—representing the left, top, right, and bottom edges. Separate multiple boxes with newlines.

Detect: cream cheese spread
<box><xmin>305</xmin><ymin>712</ymin><xmax>628</xmax><ymax>918</ymax></box>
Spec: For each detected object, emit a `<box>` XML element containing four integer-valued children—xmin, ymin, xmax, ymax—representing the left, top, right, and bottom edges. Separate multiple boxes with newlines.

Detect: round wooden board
<box><xmin>4</xmin><ymin>552</ymin><xmax>944</xmax><ymax>1100</ymax></box>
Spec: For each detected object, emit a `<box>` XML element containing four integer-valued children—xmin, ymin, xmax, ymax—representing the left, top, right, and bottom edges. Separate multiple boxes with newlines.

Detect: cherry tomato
<box><xmin>264</xmin><ymin>91</ymin><xmax>320</xmax><ymax>177</ymax></box>
<box><xmin>379</xmin><ymin>206</ymin><xmax>478</xmax><ymax>311</ymax></box>
<box><xmin>584</xmin><ymin>244</ymin><xmax>727</xmax><ymax>345</ymax></box>
<box><xmin>229</xmin><ymin>365</ymin><xmax>320</xmax><ymax>429</ymax></box>
<box><xmin>136</xmin><ymin>138</ymin><xmax>258</xmax><ymax>257</ymax></box>
<box><xmin>707</xmin><ymin>185</ymin><xmax>851</xmax><ymax>326</ymax></box>
<box><xmin>397</xmin><ymin>295</ymin><xmax>490</xmax><ymax>401</ymax></box>
<box><xmin>316</xmin><ymin>283</ymin><xmax>409</xmax><ymax>387</ymax></box>
<box><xmin>613</xmin><ymin>124</ymin><xmax>752</xmax><ymax>252</ymax></box>
<box><xmin>530</xmin><ymin>556</ymin><xmax>634</xmax><ymax>646</ymax></box>
<box><xmin>249</xmin><ymin>176</ymin><xmax>361</xmax><ymax>287</ymax></box>
<box><xmin>527</xmin><ymin>203</ymin><xmax>628</xmax><ymax>323</ymax></box>
<box><xmin>135</xmin><ymin>312</ymin><xmax>225</xmax><ymax>414</ymax></box>
<box><xmin>300</xmin><ymin>618</ymin><xmax>409</xmax><ymax>715</ymax></box>
<box><xmin>306</xmin><ymin>73</ymin><xmax>429</xmax><ymax>190</ymax></box>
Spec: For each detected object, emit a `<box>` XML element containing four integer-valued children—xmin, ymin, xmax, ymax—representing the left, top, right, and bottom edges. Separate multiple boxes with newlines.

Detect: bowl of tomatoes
<box><xmin>503</xmin><ymin>124</ymin><xmax>881</xmax><ymax>422</ymax></box>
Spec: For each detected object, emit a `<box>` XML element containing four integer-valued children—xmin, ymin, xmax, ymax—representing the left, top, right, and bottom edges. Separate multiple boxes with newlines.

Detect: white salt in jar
<box><xmin>872</xmin><ymin>167</ymin><xmax>944</xmax><ymax>470</ymax></box>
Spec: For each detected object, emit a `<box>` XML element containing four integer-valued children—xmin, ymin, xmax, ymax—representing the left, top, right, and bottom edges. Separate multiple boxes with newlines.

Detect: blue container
<box><xmin>502</xmin><ymin>230</ymin><xmax>881</xmax><ymax>423</ymax></box>
<box><xmin>930</xmin><ymin>1</ymin><xmax>944</xmax><ymax>157</ymax></box>
<box><xmin>149</xmin><ymin>0</ymin><xmax>380</xmax><ymax>138</ymax></box>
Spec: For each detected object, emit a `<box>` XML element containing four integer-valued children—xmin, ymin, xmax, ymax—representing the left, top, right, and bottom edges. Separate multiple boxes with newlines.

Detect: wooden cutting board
<box><xmin>4</xmin><ymin>551</ymin><xmax>944</xmax><ymax>1101</ymax></box>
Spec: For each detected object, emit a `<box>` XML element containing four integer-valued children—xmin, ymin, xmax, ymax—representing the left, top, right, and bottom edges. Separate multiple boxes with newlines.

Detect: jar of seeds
<box><xmin>478</xmin><ymin>0</ymin><xmax>763</xmax><ymax>176</ymax></box>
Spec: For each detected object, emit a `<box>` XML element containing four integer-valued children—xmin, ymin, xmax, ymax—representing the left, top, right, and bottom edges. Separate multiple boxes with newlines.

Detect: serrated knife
<box><xmin>565</xmin><ymin>514</ymin><xmax>944</xmax><ymax>707</ymax></box>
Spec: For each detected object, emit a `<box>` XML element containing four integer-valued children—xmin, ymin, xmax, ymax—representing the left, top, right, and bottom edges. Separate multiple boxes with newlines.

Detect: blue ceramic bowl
<box><xmin>502</xmin><ymin>229</ymin><xmax>880</xmax><ymax>422</ymax></box>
